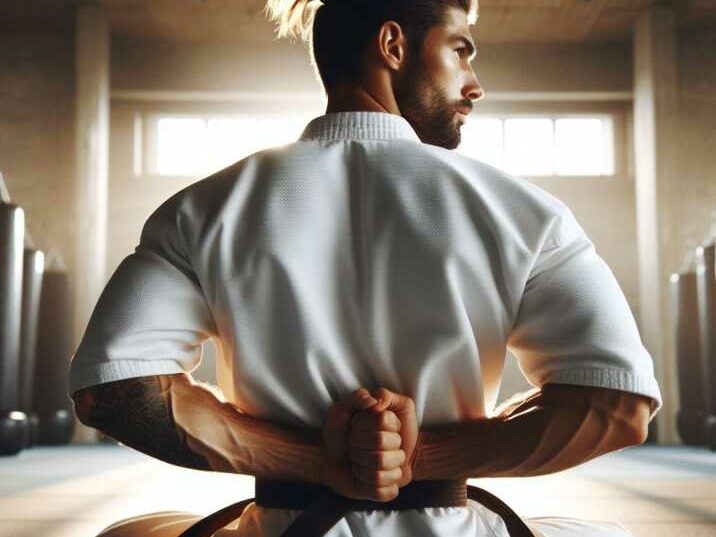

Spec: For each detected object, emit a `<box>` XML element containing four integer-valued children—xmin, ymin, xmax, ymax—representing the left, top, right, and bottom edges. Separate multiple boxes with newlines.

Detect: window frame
<box><xmin>133</xmin><ymin>100</ymin><xmax>629</xmax><ymax>181</ymax></box>
<box><xmin>133</xmin><ymin>100</ymin><xmax>324</xmax><ymax>181</ymax></box>
<box><xmin>458</xmin><ymin>100</ymin><xmax>629</xmax><ymax>181</ymax></box>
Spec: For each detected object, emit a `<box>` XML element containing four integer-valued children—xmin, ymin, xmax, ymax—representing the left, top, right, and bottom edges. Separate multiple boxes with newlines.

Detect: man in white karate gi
<box><xmin>69</xmin><ymin>0</ymin><xmax>662</xmax><ymax>535</ymax></box>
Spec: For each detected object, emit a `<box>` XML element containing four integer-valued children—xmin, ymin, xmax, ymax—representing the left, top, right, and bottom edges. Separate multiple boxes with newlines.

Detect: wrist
<box><xmin>306</xmin><ymin>429</ymin><xmax>327</xmax><ymax>484</ymax></box>
<box><xmin>410</xmin><ymin>428</ymin><xmax>430</xmax><ymax>481</ymax></box>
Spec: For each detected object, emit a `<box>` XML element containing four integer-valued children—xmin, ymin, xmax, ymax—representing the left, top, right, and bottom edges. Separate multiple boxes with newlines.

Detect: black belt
<box><xmin>178</xmin><ymin>479</ymin><xmax>534</xmax><ymax>537</ymax></box>
<box><xmin>256</xmin><ymin>479</ymin><xmax>468</xmax><ymax>510</ymax></box>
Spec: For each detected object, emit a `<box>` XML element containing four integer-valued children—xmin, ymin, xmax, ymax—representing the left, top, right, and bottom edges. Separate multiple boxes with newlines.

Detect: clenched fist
<box><xmin>350</xmin><ymin>388</ymin><xmax>419</xmax><ymax>490</ymax></box>
<box><xmin>319</xmin><ymin>387</ymin><xmax>419</xmax><ymax>502</ymax></box>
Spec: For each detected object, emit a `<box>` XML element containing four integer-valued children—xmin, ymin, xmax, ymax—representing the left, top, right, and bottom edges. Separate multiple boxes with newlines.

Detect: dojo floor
<box><xmin>0</xmin><ymin>443</ymin><xmax>714</xmax><ymax>537</ymax></box>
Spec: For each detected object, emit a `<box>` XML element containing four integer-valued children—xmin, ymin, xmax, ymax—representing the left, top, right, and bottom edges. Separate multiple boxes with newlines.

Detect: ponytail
<box><xmin>264</xmin><ymin>0</ymin><xmax>323</xmax><ymax>41</ymax></box>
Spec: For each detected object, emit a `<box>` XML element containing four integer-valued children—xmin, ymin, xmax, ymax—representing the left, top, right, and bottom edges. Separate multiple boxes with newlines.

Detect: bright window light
<box><xmin>151</xmin><ymin>114</ymin><xmax>616</xmax><ymax>179</ymax></box>
<box><xmin>156</xmin><ymin>118</ymin><xmax>208</xmax><ymax>177</ymax></box>
<box><xmin>554</xmin><ymin>118</ymin><xmax>614</xmax><ymax>175</ymax></box>
<box><xmin>205</xmin><ymin>118</ymin><xmax>254</xmax><ymax>172</ymax></box>
<box><xmin>457</xmin><ymin>118</ymin><xmax>503</xmax><ymax>169</ymax></box>
<box><xmin>456</xmin><ymin>115</ymin><xmax>615</xmax><ymax>178</ymax></box>
<box><xmin>152</xmin><ymin>114</ymin><xmax>313</xmax><ymax>177</ymax></box>
<box><xmin>504</xmin><ymin>118</ymin><xmax>554</xmax><ymax>176</ymax></box>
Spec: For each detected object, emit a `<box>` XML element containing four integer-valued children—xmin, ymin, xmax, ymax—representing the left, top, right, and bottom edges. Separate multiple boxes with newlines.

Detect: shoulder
<box><xmin>416</xmin><ymin>144</ymin><xmax>582</xmax><ymax>251</ymax></box>
<box><xmin>140</xmin><ymin>149</ymin><xmax>275</xmax><ymax>251</ymax></box>
<box><xmin>427</xmin><ymin>145</ymin><xmax>567</xmax><ymax>210</ymax></box>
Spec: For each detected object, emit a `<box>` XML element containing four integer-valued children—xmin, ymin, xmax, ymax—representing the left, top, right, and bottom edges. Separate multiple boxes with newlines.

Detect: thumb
<box><xmin>368</xmin><ymin>388</ymin><xmax>412</xmax><ymax>414</ymax></box>
<box><xmin>341</xmin><ymin>388</ymin><xmax>379</xmax><ymax>412</ymax></box>
<box><xmin>325</xmin><ymin>388</ymin><xmax>379</xmax><ymax>431</ymax></box>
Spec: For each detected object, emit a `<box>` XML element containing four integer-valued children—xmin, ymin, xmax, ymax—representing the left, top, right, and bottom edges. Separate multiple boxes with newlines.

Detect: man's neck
<box><xmin>325</xmin><ymin>82</ymin><xmax>401</xmax><ymax>116</ymax></box>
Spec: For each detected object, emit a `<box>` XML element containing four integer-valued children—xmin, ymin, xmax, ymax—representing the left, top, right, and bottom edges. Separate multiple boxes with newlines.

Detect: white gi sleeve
<box><xmin>507</xmin><ymin>207</ymin><xmax>663</xmax><ymax>421</ymax></box>
<box><xmin>68</xmin><ymin>201</ymin><xmax>216</xmax><ymax>396</ymax></box>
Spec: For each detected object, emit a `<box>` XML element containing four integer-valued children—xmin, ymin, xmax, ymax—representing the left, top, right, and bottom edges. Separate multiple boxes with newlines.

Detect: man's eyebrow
<box><xmin>451</xmin><ymin>34</ymin><xmax>477</xmax><ymax>60</ymax></box>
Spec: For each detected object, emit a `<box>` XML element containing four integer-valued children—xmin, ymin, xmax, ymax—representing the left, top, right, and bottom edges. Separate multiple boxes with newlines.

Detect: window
<box><xmin>143</xmin><ymin>114</ymin><xmax>314</xmax><ymax>178</ymax></box>
<box><xmin>457</xmin><ymin>115</ymin><xmax>615</xmax><ymax>177</ymax></box>
<box><xmin>141</xmin><ymin>112</ymin><xmax>617</xmax><ymax>179</ymax></box>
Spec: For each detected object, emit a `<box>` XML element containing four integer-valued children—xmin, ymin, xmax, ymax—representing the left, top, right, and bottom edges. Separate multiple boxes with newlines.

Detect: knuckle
<box><xmin>387</xmin><ymin>410</ymin><xmax>400</xmax><ymax>426</ymax></box>
<box><xmin>376</xmin><ymin>485</ymin><xmax>399</xmax><ymax>502</ymax></box>
<box><xmin>369</xmin><ymin>487</ymin><xmax>383</xmax><ymax>501</ymax></box>
<box><xmin>378</xmin><ymin>411</ymin><xmax>393</xmax><ymax>429</ymax></box>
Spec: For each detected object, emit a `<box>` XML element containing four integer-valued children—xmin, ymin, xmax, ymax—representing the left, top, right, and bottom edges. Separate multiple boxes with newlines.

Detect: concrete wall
<box><xmin>676</xmin><ymin>30</ymin><xmax>716</xmax><ymax>258</ymax></box>
<box><xmin>0</xmin><ymin>30</ymin><xmax>76</xmax><ymax>276</ymax></box>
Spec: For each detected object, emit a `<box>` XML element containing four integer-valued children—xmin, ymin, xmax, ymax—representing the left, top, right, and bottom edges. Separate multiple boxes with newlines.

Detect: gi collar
<box><xmin>298</xmin><ymin>111</ymin><xmax>421</xmax><ymax>143</ymax></box>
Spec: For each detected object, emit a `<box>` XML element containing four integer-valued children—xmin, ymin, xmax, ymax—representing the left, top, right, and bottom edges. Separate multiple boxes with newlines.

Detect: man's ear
<box><xmin>375</xmin><ymin>20</ymin><xmax>407</xmax><ymax>71</ymax></box>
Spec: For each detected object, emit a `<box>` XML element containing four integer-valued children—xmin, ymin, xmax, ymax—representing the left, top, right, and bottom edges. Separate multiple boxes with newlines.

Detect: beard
<box><xmin>394</xmin><ymin>55</ymin><xmax>463</xmax><ymax>150</ymax></box>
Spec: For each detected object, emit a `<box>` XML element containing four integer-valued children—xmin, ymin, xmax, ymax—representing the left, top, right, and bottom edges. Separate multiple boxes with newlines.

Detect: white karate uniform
<box><xmin>70</xmin><ymin>111</ymin><xmax>663</xmax><ymax>537</ymax></box>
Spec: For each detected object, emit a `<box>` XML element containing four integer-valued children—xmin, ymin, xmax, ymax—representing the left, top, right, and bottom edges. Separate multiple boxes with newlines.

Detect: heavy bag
<box><xmin>695</xmin><ymin>241</ymin><xmax>716</xmax><ymax>450</ymax></box>
<box><xmin>0</xmin><ymin>201</ymin><xmax>29</xmax><ymax>455</ymax></box>
<box><xmin>19</xmin><ymin>248</ymin><xmax>45</xmax><ymax>447</ymax></box>
<box><xmin>33</xmin><ymin>269</ymin><xmax>75</xmax><ymax>445</ymax></box>
<box><xmin>671</xmin><ymin>271</ymin><xmax>709</xmax><ymax>445</ymax></box>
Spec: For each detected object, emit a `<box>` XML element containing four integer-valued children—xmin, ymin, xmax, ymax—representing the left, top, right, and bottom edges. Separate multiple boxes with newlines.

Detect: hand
<box><xmin>320</xmin><ymin>388</ymin><xmax>404</xmax><ymax>501</ymax></box>
<box><xmin>351</xmin><ymin>388</ymin><xmax>419</xmax><ymax>489</ymax></box>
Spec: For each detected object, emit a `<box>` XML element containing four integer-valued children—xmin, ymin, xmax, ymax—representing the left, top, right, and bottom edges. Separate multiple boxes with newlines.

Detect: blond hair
<box><xmin>264</xmin><ymin>0</ymin><xmax>478</xmax><ymax>42</ymax></box>
<box><xmin>264</xmin><ymin>0</ymin><xmax>322</xmax><ymax>41</ymax></box>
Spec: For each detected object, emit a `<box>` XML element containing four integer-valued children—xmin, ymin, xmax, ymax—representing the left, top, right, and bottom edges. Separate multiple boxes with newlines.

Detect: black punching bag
<box><xmin>0</xmin><ymin>201</ymin><xmax>29</xmax><ymax>455</ymax></box>
<box><xmin>32</xmin><ymin>268</ymin><xmax>75</xmax><ymax>445</ymax></box>
<box><xmin>19</xmin><ymin>248</ymin><xmax>45</xmax><ymax>448</ymax></box>
<box><xmin>695</xmin><ymin>241</ymin><xmax>716</xmax><ymax>450</ymax></box>
<box><xmin>671</xmin><ymin>270</ymin><xmax>709</xmax><ymax>445</ymax></box>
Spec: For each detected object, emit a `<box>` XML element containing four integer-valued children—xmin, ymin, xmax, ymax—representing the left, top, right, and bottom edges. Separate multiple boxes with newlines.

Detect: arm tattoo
<box><xmin>81</xmin><ymin>375</ymin><xmax>213</xmax><ymax>471</ymax></box>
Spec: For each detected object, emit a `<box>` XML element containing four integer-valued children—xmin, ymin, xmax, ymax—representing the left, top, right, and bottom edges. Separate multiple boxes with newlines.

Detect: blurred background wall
<box><xmin>1</xmin><ymin>0</ymin><xmax>715</xmax><ymax>446</ymax></box>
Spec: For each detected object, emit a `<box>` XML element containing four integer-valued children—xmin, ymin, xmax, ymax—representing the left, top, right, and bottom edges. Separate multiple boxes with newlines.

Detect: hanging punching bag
<box><xmin>19</xmin><ymin>248</ymin><xmax>45</xmax><ymax>448</ymax></box>
<box><xmin>33</xmin><ymin>268</ymin><xmax>75</xmax><ymax>445</ymax></box>
<box><xmin>695</xmin><ymin>241</ymin><xmax>716</xmax><ymax>450</ymax></box>
<box><xmin>0</xmin><ymin>200</ymin><xmax>29</xmax><ymax>455</ymax></box>
<box><xmin>671</xmin><ymin>270</ymin><xmax>709</xmax><ymax>445</ymax></box>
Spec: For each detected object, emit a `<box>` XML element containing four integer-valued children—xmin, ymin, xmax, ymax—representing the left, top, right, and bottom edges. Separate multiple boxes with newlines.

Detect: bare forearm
<box><xmin>73</xmin><ymin>373</ymin><xmax>324</xmax><ymax>482</ymax></box>
<box><xmin>413</xmin><ymin>384</ymin><xmax>648</xmax><ymax>480</ymax></box>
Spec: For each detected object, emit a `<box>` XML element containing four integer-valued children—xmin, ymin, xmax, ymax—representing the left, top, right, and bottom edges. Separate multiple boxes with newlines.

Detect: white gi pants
<box><xmin>96</xmin><ymin>501</ymin><xmax>634</xmax><ymax>537</ymax></box>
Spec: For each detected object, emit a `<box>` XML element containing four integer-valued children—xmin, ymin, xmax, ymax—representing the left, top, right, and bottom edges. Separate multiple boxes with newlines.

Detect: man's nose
<box><xmin>463</xmin><ymin>70</ymin><xmax>485</xmax><ymax>102</ymax></box>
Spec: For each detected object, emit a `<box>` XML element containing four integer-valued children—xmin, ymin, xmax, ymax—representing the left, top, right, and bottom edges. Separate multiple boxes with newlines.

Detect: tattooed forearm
<box><xmin>73</xmin><ymin>373</ymin><xmax>326</xmax><ymax>481</ymax></box>
<box><xmin>74</xmin><ymin>375</ymin><xmax>213</xmax><ymax>471</ymax></box>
